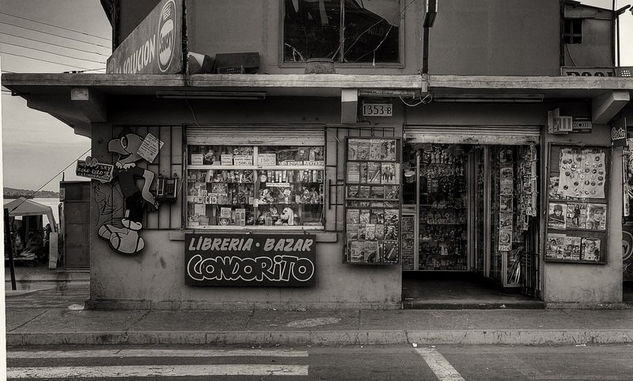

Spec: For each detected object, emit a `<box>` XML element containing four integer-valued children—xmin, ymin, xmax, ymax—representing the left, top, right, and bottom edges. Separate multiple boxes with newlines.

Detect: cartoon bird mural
<box><xmin>89</xmin><ymin>132</ymin><xmax>159</xmax><ymax>255</ymax></box>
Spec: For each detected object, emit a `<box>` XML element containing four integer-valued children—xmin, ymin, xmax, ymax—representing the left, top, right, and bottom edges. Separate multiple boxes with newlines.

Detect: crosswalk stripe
<box><xmin>415</xmin><ymin>347</ymin><xmax>465</xmax><ymax>381</ymax></box>
<box><xmin>7</xmin><ymin>364</ymin><xmax>309</xmax><ymax>378</ymax></box>
<box><xmin>8</xmin><ymin>348</ymin><xmax>308</xmax><ymax>359</ymax></box>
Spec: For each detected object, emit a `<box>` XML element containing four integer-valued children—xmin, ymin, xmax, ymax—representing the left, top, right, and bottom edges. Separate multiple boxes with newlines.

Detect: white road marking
<box><xmin>415</xmin><ymin>347</ymin><xmax>465</xmax><ymax>381</ymax></box>
<box><xmin>7</xmin><ymin>364</ymin><xmax>309</xmax><ymax>378</ymax></box>
<box><xmin>8</xmin><ymin>348</ymin><xmax>308</xmax><ymax>359</ymax></box>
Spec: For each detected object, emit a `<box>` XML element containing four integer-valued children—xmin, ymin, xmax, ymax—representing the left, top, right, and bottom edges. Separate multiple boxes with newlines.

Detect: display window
<box><xmin>186</xmin><ymin>142</ymin><xmax>325</xmax><ymax>230</ymax></box>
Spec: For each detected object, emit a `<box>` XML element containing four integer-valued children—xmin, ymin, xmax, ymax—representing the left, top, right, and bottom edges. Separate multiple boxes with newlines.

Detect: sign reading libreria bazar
<box><xmin>185</xmin><ymin>234</ymin><xmax>316</xmax><ymax>287</ymax></box>
<box><xmin>106</xmin><ymin>0</ymin><xmax>183</xmax><ymax>74</ymax></box>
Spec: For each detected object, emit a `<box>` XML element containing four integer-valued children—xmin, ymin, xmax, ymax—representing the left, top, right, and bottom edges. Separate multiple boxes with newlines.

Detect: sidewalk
<box><xmin>6</xmin><ymin>284</ymin><xmax>633</xmax><ymax>347</ymax></box>
<box><xmin>4</xmin><ymin>265</ymin><xmax>89</xmax><ymax>294</ymax></box>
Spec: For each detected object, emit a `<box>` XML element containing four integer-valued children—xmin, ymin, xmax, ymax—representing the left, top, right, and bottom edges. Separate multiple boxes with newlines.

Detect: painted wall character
<box><xmin>94</xmin><ymin>133</ymin><xmax>159</xmax><ymax>255</ymax></box>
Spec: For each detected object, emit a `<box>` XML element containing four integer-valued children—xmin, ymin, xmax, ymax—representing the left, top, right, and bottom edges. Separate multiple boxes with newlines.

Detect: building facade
<box><xmin>3</xmin><ymin>0</ymin><xmax>632</xmax><ymax>309</ymax></box>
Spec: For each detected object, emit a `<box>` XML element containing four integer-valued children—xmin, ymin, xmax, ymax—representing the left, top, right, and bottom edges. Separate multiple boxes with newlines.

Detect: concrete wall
<box><xmin>89</xmin><ymin>96</ymin><xmax>403</xmax><ymax>309</ymax></box>
<box><xmin>113</xmin><ymin>0</ymin><xmax>562</xmax><ymax>76</ymax></box>
<box><xmin>563</xmin><ymin>5</ymin><xmax>614</xmax><ymax>68</ymax></box>
<box><xmin>185</xmin><ymin>0</ymin><xmax>422</xmax><ymax>75</ymax></box>
<box><xmin>428</xmin><ymin>0</ymin><xmax>560</xmax><ymax>76</ymax></box>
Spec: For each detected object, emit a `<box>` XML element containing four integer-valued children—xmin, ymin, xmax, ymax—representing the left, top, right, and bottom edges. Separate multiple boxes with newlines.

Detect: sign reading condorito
<box><xmin>185</xmin><ymin>234</ymin><xmax>316</xmax><ymax>287</ymax></box>
<box><xmin>106</xmin><ymin>0</ymin><xmax>183</xmax><ymax>74</ymax></box>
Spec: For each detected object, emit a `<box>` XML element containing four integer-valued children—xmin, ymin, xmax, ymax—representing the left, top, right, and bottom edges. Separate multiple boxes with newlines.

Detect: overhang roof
<box><xmin>2</xmin><ymin>72</ymin><xmax>633</xmax><ymax>135</ymax></box>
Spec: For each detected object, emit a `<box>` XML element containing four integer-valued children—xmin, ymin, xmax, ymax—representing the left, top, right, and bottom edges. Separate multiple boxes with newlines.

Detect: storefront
<box><xmin>2</xmin><ymin>67</ymin><xmax>630</xmax><ymax>309</ymax></box>
<box><xmin>398</xmin><ymin>127</ymin><xmax>541</xmax><ymax>303</ymax></box>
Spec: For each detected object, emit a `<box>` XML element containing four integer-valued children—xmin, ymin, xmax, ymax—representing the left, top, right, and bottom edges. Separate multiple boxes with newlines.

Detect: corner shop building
<box><xmin>2</xmin><ymin>0</ymin><xmax>632</xmax><ymax>309</ymax></box>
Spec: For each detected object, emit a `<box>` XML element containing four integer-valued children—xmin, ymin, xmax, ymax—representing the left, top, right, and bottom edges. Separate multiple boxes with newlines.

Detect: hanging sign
<box><xmin>76</xmin><ymin>159</ymin><xmax>114</xmax><ymax>182</ymax></box>
<box><xmin>612</xmin><ymin>118</ymin><xmax>627</xmax><ymax>147</ymax></box>
<box><xmin>106</xmin><ymin>0</ymin><xmax>183</xmax><ymax>74</ymax></box>
<box><xmin>185</xmin><ymin>234</ymin><xmax>316</xmax><ymax>287</ymax></box>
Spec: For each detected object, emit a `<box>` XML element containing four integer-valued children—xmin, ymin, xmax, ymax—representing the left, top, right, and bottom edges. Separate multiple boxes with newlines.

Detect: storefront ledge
<box><xmin>168</xmin><ymin>230</ymin><xmax>338</xmax><ymax>243</ymax></box>
<box><xmin>545</xmin><ymin>302</ymin><xmax>633</xmax><ymax>310</ymax></box>
<box><xmin>7</xmin><ymin>329</ymin><xmax>633</xmax><ymax>347</ymax></box>
<box><xmin>86</xmin><ymin>298</ymin><xmax>400</xmax><ymax>311</ymax></box>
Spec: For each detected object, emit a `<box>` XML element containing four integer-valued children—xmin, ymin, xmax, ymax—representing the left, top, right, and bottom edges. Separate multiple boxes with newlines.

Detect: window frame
<box><xmin>279</xmin><ymin>0</ymin><xmax>406</xmax><ymax>68</ymax></box>
<box><xmin>183</xmin><ymin>128</ymin><xmax>327</xmax><ymax>232</ymax></box>
<box><xmin>563</xmin><ymin>18</ymin><xmax>582</xmax><ymax>45</ymax></box>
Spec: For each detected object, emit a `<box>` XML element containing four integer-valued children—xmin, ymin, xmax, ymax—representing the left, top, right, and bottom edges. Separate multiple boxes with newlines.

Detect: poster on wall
<box><xmin>344</xmin><ymin>137</ymin><xmax>402</xmax><ymax>265</ymax></box>
<box><xmin>557</xmin><ymin>148</ymin><xmax>606</xmax><ymax>199</ymax></box>
<box><xmin>185</xmin><ymin>234</ymin><xmax>316</xmax><ymax>287</ymax></box>
<box><xmin>545</xmin><ymin>145</ymin><xmax>609</xmax><ymax>264</ymax></box>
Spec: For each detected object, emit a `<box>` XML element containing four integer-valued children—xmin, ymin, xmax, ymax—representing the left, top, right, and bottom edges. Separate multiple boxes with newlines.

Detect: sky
<box><xmin>0</xmin><ymin>0</ymin><xmax>632</xmax><ymax>192</ymax></box>
<box><xmin>0</xmin><ymin>0</ymin><xmax>110</xmax><ymax>191</ymax></box>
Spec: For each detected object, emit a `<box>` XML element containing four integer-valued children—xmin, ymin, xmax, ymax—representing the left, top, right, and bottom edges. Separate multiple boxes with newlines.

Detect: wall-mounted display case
<box><xmin>344</xmin><ymin>137</ymin><xmax>402</xmax><ymax>265</ymax></box>
<box><xmin>544</xmin><ymin>145</ymin><xmax>609</xmax><ymax>264</ymax></box>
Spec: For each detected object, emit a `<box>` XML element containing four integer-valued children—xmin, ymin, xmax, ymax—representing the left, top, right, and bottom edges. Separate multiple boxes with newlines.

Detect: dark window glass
<box><xmin>343</xmin><ymin>0</ymin><xmax>400</xmax><ymax>63</ymax></box>
<box><xmin>284</xmin><ymin>0</ymin><xmax>341</xmax><ymax>61</ymax></box>
<box><xmin>563</xmin><ymin>18</ymin><xmax>582</xmax><ymax>44</ymax></box>
<box><xmin>284</xmin><ymin>0</ymin><xmax>400</xmax><ymax>63</ymax></box>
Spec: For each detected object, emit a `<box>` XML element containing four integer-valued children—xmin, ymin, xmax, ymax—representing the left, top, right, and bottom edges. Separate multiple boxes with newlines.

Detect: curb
<box><xmin>7</xmin><ymin>329</ymin><xmax>633</xmax><ymax>346</ymax></box>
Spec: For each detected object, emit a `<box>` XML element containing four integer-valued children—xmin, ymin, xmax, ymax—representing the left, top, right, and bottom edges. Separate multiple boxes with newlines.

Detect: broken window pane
<box><xmin>343</xmin><ymin>0</ymin><xmax>400</xmax><ymax>63</ymax></box>
<box><xmin>284</xmin><ymin>0</ymin><xmax>342</xmax><ymax>62</ymax></box>
<box><xmin>283</xmin><ymin>0</ymin><xmax>400</xmax><ymax>63</ymax></box>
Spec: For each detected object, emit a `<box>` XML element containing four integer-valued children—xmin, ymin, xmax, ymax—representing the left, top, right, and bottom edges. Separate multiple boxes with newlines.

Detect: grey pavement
<box><xmin>6</xmin><ymin>283</ymin><xmax>633</xmax><ymax>347</ymax></box>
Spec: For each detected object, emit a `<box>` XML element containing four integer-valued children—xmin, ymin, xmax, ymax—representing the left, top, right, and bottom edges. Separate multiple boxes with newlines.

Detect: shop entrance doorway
<box><xmin>401</xmin><ymin>142</ymin><xmax>542</xmax><ymax>308</ymax></box>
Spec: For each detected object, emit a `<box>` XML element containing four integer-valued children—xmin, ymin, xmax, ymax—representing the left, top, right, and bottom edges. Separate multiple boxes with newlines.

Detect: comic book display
<box><xmin>489</xmin><ymin>146</ymin><xmax>538</xmax><ymax>285</ymax></box>
<box><xmin>401</xmin><ymin>215</ymin><xmax>415</xmax><ymax>270</ymax></box>
<box><xmin>545</xmin><ymin>145</ymin><xmax>609</xmax><ymax>264</ymax></box>
<box><xmin>345</xmin><ymin>138</ymin><xmax>401</xmax><ymax>265</ymax></box>
<box><xmin>186</xmin><ymin>144</ymin><xmax>324</xmax><ymax>228</ymax></box>
<box><xmin>418</xmin><ymin>145</ymin><xmax>468</xmax><ymax>270</ymax></box>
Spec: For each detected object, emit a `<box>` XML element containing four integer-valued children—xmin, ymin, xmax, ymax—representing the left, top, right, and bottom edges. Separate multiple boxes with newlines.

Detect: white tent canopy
<box><xmin>4</xmin><ymin>197</ymin><xmax>57</xmax><ymax>232</ymax></box>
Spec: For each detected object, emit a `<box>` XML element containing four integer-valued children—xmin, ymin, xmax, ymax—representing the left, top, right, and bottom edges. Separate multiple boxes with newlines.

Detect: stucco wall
<box><xmin>185</xmin><ymin>0</ymin><xmax>422</xmax><ymax>75</ymax></box>
<box><xmin>429</xmin><ymin>0</ymin><xmax>560</xmax><ymax>75</ymax></box>
<box><xmin>114</xmin><ymin>0</ymin><xmax>561</xmax><ymax>76</ymax></box>
<box><xmin>88</xmin><ymin>96</ymin><xmax>403</xmax><ymax>309</ymax></box>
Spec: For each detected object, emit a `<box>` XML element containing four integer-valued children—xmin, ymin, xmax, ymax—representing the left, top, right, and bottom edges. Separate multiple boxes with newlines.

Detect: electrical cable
<box><xmin>0</xmin><ymin>11</ymin><xmax>110</xmax><ymax>42</ymax></box>
<box><xmin>399</xmin><ymin>93</ymin><xmax>432</xmax><ymax>107</ymax></box>
<box><xmin>0</xmin><ymin>31</ymin><xmax>110</xmax><ymax>57</ymax></box>
<box><xmin>6</xmin><ymin>147</ymin><xmax>92</xmax><ymax>214</ymax></box>
<box><xmin>0</xmin><ymin>50</ymin><xmax>90</xmax><ymax>69</ymax></box>
<box><xmin>0</xmin><ymin>20</ymin><xmax>111</xmax><ymax>49</ymax></box>
<box><xmin>0</xmin><ymin>40</ymin><xmax>106</xmax><ymax>64</ymax></box>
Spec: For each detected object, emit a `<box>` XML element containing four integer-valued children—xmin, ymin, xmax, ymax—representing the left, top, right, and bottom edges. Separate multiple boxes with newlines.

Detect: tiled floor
<box><xmin>402</xmin><ymin>272</ymin><xmax>542</xmax><ymax>309</ymax></box>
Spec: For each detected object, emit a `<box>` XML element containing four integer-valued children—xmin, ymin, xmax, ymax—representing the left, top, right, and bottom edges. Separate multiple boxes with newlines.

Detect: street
<box><xmin>6</xmin><ymin>344</ymin><xmax>633</xmax><ymax>380</ymax></box>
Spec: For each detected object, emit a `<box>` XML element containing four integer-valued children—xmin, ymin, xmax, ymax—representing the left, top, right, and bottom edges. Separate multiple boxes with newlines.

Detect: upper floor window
<box><xmin>563</xmin><ymin>18</ymin><xmax>582</xmax><ymax>44</ymax></box>
<box><xmin>283</xmin><ymin>0</ymin><xmax>401</xmax><ymax>64</ymax></box>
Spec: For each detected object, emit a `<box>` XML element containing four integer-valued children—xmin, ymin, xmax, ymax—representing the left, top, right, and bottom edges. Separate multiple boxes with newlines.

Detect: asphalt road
<box><xmin>6</xmin><ymin>343</ymin><xmax>633</xmax><ymax>380</ymax></box>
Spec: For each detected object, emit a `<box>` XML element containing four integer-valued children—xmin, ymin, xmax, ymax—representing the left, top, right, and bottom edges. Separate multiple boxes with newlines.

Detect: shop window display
<box><xmin>418</xmin><ymin>145</ymin><xmax>468</xmax><ymax>271</ymax></box>
<box><xmin>186</xmin><ymin>144</ymin><xmax>324</xmax><ymax>229</ymax></box>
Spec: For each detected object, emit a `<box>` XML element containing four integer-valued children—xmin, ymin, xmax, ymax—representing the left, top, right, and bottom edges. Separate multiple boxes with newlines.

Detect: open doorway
<box><xmin>401</xmin><ymin>143</ymin><xmax>542</xmax><ymax>308</ymax></box>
